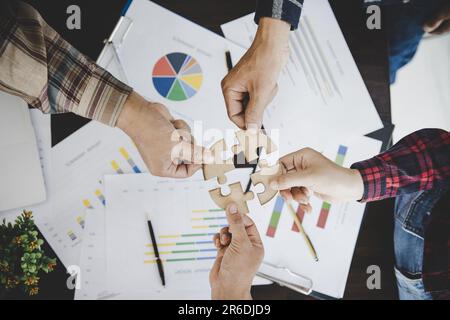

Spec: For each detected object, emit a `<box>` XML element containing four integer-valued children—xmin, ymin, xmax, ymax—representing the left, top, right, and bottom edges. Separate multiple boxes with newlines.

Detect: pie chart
<box><xmin>152</xmin><ymin>52</ymin><xmax>203</xmax><ymax>101</ymax></box>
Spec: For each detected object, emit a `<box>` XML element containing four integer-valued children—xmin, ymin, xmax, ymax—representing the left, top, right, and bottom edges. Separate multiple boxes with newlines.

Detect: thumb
<box><xmin>270</xmin><ymin>170</ymin><xmax>315</xmax><ymax>191</ymax></box>
<box><xmin>225</xmin><ymin>203</ymin><xmax>248</xmax><ymax>244</ymax></box>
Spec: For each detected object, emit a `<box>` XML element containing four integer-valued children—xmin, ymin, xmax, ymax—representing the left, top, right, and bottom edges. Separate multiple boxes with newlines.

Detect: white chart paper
<box><xmin>247</xmin><ymin>136</ymin><xmax>382</xmax><ymax>298</ymax></box>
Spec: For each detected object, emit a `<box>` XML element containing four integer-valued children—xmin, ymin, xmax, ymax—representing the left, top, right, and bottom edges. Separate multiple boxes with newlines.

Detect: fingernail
<box><xmin>228</xmin><ymin>203</ymin><xmax>238</xmax><ymax>214</ymax></box>
<box><xmin>270</xmin><ymin>181</ymin><xmax>279</xmax><ymax>190</ymax></box>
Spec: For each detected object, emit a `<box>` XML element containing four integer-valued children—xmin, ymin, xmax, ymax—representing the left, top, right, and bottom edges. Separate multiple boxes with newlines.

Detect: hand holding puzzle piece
<box><xmin>203</xmin><ymin>130</ymin><xmax>281</xmax><ymax>213</ymax></box>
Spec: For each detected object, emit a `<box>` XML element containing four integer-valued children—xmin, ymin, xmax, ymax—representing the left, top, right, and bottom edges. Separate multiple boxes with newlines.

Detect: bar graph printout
<box><xmin>247</xmin><ymin>136</ymin><xmax>382</xmax><ymax>298</ymax></box>
<box><xmin>40</xmin><ymin>121</ymin><xmax>148</xmax><ymax>267</ymax></box>
<box><xmin>104</xmin><ymin>174</ymin><xmax>232</xmax><ymax>298</ymax></box>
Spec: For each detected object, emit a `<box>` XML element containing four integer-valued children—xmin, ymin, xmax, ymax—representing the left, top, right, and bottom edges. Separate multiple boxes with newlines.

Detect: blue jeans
<box><xmin>385</xmin><ymin>0</ymin><xmax>446</xmax><ymax>83</ymax></box>
<box><xmin>394</xmin><ymin>186</ymin><xmax>449</xmax><ymax>300</ymax></box>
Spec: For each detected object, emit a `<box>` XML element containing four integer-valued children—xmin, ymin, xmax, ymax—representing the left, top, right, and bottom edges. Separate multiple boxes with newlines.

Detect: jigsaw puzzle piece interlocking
<box><xmin>231</xmin><ymin>130</ymin><xmax>277</xmax><ymax>163</ymax></box>
<box><xmin>251</xmin><ymin>161</ymin><xmax>283</xmax><ymax>205</ymax></box>
<box><xmin>209</xmin><ymin>182</ymin><xmax>254</xmax><ymax>214</ymax></box>
<box><xmin>202</xmin><ymin>139</ymin><xmax>235</xmax><ymax>185</ymax></box>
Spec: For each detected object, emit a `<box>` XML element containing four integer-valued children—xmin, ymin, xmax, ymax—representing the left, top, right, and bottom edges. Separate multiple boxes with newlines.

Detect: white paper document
<box><xmin>75</xmin><ymin>209</ymin><xmax>121</xmax><ymax>300</ymax></box>
<box><xmin>39</xmin><ymin>121</ymin><xmax>148</xmax><ymax>267</ymax></box>
<box><xmin>111</xmin><ymin>0</ymin><xmax>245</xmax><ymax>133</ymax></box>
<box><xmin>0</xmin><ymin>93</ymin><xmax>46</xmax><ymax>211</ymax></box>
<box><xmin>222</xmin><ymin>0</ymin><xmax>383</xmax><ymax>153</ymax></box>
<box><xmin>104</xmin><ymin>174</ymin><xmax>270</xmax><ymax>299</ymax></box>
<box><xmin>247</xmin><ymin>136</ymin><xmax>382</xmax><ymax>298</ymax></box>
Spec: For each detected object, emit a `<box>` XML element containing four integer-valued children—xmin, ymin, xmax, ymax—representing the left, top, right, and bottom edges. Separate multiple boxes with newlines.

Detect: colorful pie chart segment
<box><xmin>152</xmin><ymin>52</ymin><xmax>203</xmax><ymax>101</ymax></box>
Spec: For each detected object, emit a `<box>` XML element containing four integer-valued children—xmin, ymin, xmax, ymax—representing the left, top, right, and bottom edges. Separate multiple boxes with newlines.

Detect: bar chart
<box><xmin>317</xmin><ymin>145</ymin><xmax>348</xmax><ymax>229</ymax></box>
<box><xmin>265</xmin><ymin>145</ymin><xmax>348</xmax><ymax>236</ymax></box>
<box><xmin>144</xmin><ymin>208</ymin><xmax>224</xmax><ymax>264</ymax></box>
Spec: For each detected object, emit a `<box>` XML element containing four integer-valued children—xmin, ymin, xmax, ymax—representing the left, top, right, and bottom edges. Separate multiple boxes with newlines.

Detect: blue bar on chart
<box><xmin>266</xmin><ymin>196</ymin><xmax>284</xmax><ymax>238</ymax></box>
<box><xmin>119</xmin><ymin>147</ymin><xmax>141</xmax><ymax>173</ymax></box>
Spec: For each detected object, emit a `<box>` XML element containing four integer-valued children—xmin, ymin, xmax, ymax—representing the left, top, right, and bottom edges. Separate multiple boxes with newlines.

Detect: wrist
<box><xmin>255</xmin><ymin>17</ymin><xmax>290</xmax><ymax>48</ymax></box>
<box><xmin>349</xmin><ymin>169</ymin><xmax>364</xmax><ymax>201</ymax></box>
<box><xmin>116</xmin><ymin>91</ymin><xmax>147</xmax><ymax>137</ymax></box>
<box><xmin>212</xmin><ymin>284</ymin><xmax>252</xmax><ymax>300</ymax></box>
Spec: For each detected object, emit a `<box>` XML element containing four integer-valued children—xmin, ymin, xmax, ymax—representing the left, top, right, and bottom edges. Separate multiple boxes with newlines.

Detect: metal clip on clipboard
<box><xmin>97</xmin><ymin>16</ymin><xmax>134</xmax><ymax>83</ymax></box>
<box><xmin>257</xmin><ymin>261</ymin><xmax>313</xmax><ymax>295</ymax></box>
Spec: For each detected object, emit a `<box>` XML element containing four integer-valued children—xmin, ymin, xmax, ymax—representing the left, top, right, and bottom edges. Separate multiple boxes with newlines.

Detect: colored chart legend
<box><xmin>76</xmin><ymin>216</ymin><xmax>85</xmax><ymax>229</ymax></box>
<box><xmin>95</xmin><ymin>189</ymin><xmax>106</xmax><ymax>206</ymax></box>
<box><xmin>67</xmin><ymin>230</ymin><xmax>77</xmax><ymax>241</ymax></box>
<box><xmin>82</xmin><ymin>199</ymin><xmax>94</xmax><ymax>209</ymax></box>
<box><xmin>152</xmin><ymin>52</ymin><xmax>203</xmax><ymax>101</ymax></box>
<box><xmin>317</xmin><ymin>145</ymin><xmax>348</xmax><ymax>229</ymax></box>
<box><xmin>119</xmin><ymin>147</ymin><xmax>141</xmax><ymax>173</ymax></box>
<box><xmin>266</xmin><ymin>196</ymin><xmax>285</xmax><ymax>238</ymax></box>
<box><xmin>110</xmin><ymin>160</ymin><xmax>124</xmax><ymax>174</ymax></box>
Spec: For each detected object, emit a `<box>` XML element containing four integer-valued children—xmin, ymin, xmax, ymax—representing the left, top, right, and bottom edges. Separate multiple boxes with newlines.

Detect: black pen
<box><xmin>147</xmin><ymin>215</ymin><xmax>165</xmax><ymax>287</ymax></box>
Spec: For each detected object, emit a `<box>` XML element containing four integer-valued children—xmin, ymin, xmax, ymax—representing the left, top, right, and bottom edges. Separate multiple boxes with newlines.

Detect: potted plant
<box><xmin>0</xmin><ymin>210</ymin><xmax>56</xmax><ymax>298</ymax></box>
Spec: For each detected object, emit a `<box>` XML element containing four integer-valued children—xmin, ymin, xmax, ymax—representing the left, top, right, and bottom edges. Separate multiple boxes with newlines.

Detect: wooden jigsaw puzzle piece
<box><xmin>209</xmin><ymin>182</ymin><xmax>254</xmax><ymax>214</ymax></box>
<box><xmin>251</xmin><ymin>161</ymin><xmax>282</xmax><ymax>205</ymax></box>
<box><xmin>203</xmin><ymin>139</ymin><xmax>235</xmax><ymax>185</ymax></box>
<box><xmin>231</xmin><ymin>130</ymin><xmax>277</xmax><ymax>163</ymax></box>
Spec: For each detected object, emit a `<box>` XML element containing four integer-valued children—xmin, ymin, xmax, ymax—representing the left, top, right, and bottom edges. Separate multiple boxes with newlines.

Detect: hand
<box><xmin>424</xmin><ymin>2</ymin><xmax>450</xmax><ymax>35</ymax></box>
<box><xmin>117</xmin><ymin>91</ymin><xmax>213</xmax><ymax>178</ymax></box>
<box><xmin>209</xmin><ymin>203</ymin><xmax>264</xmax><ymax>300</ymax></box>
<box><xmin>269</xmin><ymin>148</ymin><xmax>364</xmax><ymax>207</ymax></box>
<box><xmin>221</xmin><ymin>17</ymin><xmax>290</xmax><ymax>129</ymax></box>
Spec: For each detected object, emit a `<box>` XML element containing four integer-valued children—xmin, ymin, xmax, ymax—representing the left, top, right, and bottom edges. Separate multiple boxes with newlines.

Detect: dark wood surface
<box><xmin>18</xmin><ymin>0</ymin><xmax>396</xmax><ymax>300</ymax></box>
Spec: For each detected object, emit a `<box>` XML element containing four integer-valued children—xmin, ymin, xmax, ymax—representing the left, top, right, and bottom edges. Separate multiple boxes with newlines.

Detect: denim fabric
<box><xmin>384</xmin><ymin>0</ymin><xmax>447</xmax><ymax>83</ymax></box>
<box><xmin>393</xmin><ymin>187</ymin><xmax>448</xmax><ymax>300</ymax></box>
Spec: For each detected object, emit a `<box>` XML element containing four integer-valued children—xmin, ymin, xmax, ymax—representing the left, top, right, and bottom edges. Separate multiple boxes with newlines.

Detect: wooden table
<box><xmin>20</xmin><ymin>0</ymin><xmax>396</xmax><ymax>300</ymax></box>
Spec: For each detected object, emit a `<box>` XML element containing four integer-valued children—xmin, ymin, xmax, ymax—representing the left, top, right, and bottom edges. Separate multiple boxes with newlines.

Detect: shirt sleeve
<box><xmin>351</xmin><ymin>129</ymin><xmax>450</xmax><ymax>202</ymax></box>
<box><xmin>254</xmin><ymin>0</ymin><xmax>304</xmax><ymax>30</ymax></box>
<box><xmin>0</xmin><ymin>1</ymin><xmax>132</xmax><ymax>126</ymax></box>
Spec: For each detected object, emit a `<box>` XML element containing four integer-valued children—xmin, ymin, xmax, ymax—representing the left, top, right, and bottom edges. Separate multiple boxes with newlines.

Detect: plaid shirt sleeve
<box><xmin>255</xmin><ymin>0</ymin><xmax>304</xmax><ymax>30</ymax></box>
<box><xmin>0</xmin><ymin>1</ymin><xmax>132</xmax><ymax>126</ymax></box>
<box><xmin>351</xmin><ymin>129</ymin><xmax>450</xmax><ymax>202</ymax></box>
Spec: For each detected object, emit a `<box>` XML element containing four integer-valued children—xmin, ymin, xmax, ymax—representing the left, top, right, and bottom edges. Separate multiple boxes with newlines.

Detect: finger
<box><xmin>225</xmin><ymin>203</ymin><xmax>248</xmax><ymax>244</ymax></box>
<box><xmin>222</xmin><ymin>86</ymin><xmax>247</xmax><ymax>129</ymax></box>
<box><xmin>172</xmin><ymin>119</ymin><xmax>191</xmax><ymax>133</ymax></box>
<box><xmin>209</xmin><ymin>247</ymin><xmax>226</xmax><ymax>283</ymax></box>
<box><xmin>172</xmin><ymin>141</ymin><xmax>213</xmax><ymax>165</ymax></box>
<box><xmin>219</xmin><ymin>227</ymin><xmax>231</xmax><ymax>246</ymax></box>
<box><xmin>242</xmin><ymin>214</ymin><xmax>263</xmax><ymax>246</ymax></box>
<box><xmin>291</xmin><ymin>187</ymin><xmax>310</xmax><ymax>205</ymax></box>
<box><xmin>300</xmin><ymin>203</ymin><xmax>313</xmax><ymax>214</ymax></box>
<box><xmin>280</xmin><ymin>189</ymin><xmax>293</xmax><ymax>201</ymax></box>
<box><xmin>245</xmin><ymin>85</ymin><xmax>278</xmax><ymax>129</ymax></box>
<box><xmin>213</xmin><ymin>233</ymin><xmax>221</xmax><ymax>249</ymax></box>
<box><xmin>270</xmin><ymin>170</ymin><xmax>314</xmax><ymax>191</ymax></box>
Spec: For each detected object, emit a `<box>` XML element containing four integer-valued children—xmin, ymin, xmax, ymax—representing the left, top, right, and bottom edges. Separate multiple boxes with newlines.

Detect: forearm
<box><xmin>351</xmin><ymin>129</ymin><xmax>450</xmax><ymax>202</ymax></box>
<box><xmin>0</xmin><ymin>0</ymin><xmax>131</xmax><ymax>126</ymax></box>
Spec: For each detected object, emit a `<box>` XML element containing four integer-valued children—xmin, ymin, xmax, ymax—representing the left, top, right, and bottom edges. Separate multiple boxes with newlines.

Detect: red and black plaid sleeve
<box><xmin>351</xmin><ymin>129</ymin><xmax>450</xmax><ymax>202</ymax></box>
